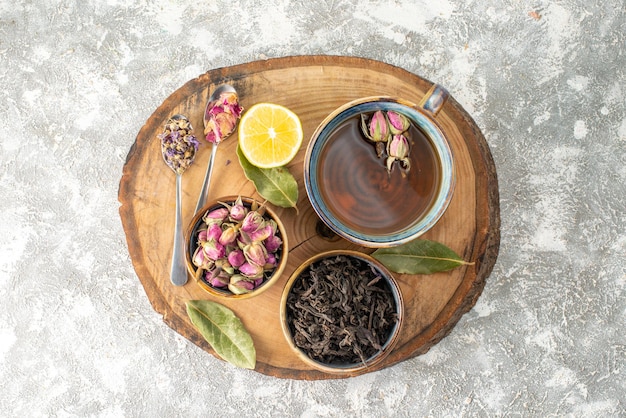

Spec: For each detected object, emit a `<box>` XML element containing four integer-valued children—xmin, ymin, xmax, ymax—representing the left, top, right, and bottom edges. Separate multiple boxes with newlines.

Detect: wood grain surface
<box><xmin>118</xmin><ymin>56</ymin><xmax>500</xmax><ymax>380</ymax></box>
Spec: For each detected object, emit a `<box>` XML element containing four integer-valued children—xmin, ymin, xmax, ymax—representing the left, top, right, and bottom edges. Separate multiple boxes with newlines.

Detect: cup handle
<box><xmin>417</xmin><ymin>84</ymin><xmax>449</xmax><ymax>117</ymax></box>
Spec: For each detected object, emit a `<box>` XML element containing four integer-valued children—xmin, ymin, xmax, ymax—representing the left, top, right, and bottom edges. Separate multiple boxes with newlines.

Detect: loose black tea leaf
<box><xmin>285</xmin><ymin>255</ymin><xmax>398</xmax><ymax>366</ymax></box>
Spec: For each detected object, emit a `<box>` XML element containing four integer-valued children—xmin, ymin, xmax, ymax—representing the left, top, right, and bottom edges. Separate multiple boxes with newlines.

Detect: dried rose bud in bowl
<box><xmin>185</xmin><ymin>196</ymin><xmax>288</xmax><ymax>299</ymax></box>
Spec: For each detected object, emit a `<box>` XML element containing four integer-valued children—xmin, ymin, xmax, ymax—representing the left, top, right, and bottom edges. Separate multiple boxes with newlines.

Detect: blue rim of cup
<box><xmin>304</xmin><ymin>97</ymin><xmax>455</xmax><ymax>247</ymax></box>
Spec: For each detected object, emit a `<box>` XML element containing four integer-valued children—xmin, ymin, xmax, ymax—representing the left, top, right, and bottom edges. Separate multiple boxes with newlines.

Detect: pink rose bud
<box><xmin>264</xmin><ymin>253</ymin><xmax>278</xmax><ymax>270</ymax></box>
<box><xmin>253</xmin><ymin>277</ymin><xmax>264</xmax><ymax>288</ymax></box>
<box><xmin>264</xmin><ymin>235</ymin><xmax>282</xmax><ymax>253</ymax></box>
<box><xmin>197</xmin><ymin>229</ymin><xmax>208</xmax><ymax>243</ymax></box>
<box><xmin>241</xmin><ymin>210</ymin><xmax>266</xmax><ymax>234</ymax></box>
<box><xmin>228</xmin><ymin>274</ymin><xmax>255</xmax><ymax>294</ymax></box>
<box><xmin>203</xmin><ymin>207</ymin><xmax>228</xmax><ymax>225</ymax></box>
<box><xmin>207</xmin><ymin>275</ymin><xmax>228</xmax><ymax>288</ymax></box>
<box><xmin>387</xmin><ymin>134</ymin><xmax>409</xmax><ymax>159</ymax></box>
<box><xmin>248</xmin><ymin>224</ymin><xmax>273</xmax><ymax>243</ymax></box>
<box><xmin>237</xmin><ymin>231</ymin><xmax>250</xmax><ymax>247</ymax></box>
<box><xmin>206</xmin><ymin>223</ymin><xmax>223</xmax><ymax>241</ymax></box>
<box><xmin>227</xmin><ymin>249</ymin><xmax>245</xmax><ymax>268</ymax></box>
<box><xmin>229</xmin><ymin>201</ymin><xmax>248</xmax><ymax>221</ymax></box>
<box><xmin>238</xmin><ymin>262</ymin><xmax>264</xmax><ymax>279</ymax></box>
<box><xmin>192</xmin><ymin>246</ymin><xmax>211</xmax><ymax>269</ymax></box>
<box><xmin>202</xmin><ymin>240</ymin><xmax>225</xmax><ymax>261</ymax></box>
<box><xmin>362</xmin><ymin>110</ymin><xmax>390</xmax><ymax>143</ymax></box>
<box><xmin>218</xmin><ymin>225</ymin><xmax>238</xmax><ymax>246</ymax></box>
<box><xmin>386</xmin><ymin>134</ymin><xmax>411</xmax><ymax>173</ymax></box>
<box><xmin>386</xmin><ymin>111</ymin><xmax>411</xmax><ymax>134</ymax></box>
<box><xmin>215</xmin><ymin>258</ymin><xmax>235</xmax><ymax>275</ymax></box>
<box><xmin>243</xmin><ymin>242</ymin><xmax>267</xmax><ymax>267</ymax></box>
<box><xmin>205</xmin><ymin>268</ymin><xmax>229</xmax><ymax>288</ymax></box>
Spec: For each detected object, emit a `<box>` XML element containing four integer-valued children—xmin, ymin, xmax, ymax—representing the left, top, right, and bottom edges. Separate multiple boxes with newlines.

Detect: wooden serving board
<box><xmin>118</xmin><ymin>56</ymin><xmax>500</xmax><ymax>380</ymax></box>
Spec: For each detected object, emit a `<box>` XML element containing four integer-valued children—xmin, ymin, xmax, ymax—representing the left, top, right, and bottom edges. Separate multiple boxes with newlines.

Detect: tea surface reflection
<box><xmin>317</xmin><ymin>115</ymin><xmax>441</xmax><ymax>236</ymax></box>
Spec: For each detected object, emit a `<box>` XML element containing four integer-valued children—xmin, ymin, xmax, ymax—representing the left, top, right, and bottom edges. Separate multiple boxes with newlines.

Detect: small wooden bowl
<box><xmin>279</xmin><ymin>250</ymin><xmax>404</xmax><ymax>374</ymax></box>
<box><xmin>185</xmin><ymin>196</ymin><xmax>288</xmax><ymax>299</ymax></box>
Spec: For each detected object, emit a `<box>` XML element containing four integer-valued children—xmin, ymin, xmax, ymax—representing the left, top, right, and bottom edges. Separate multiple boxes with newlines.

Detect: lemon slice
<box><xmin>238</xmin><ymin>103</ymin><xmax>303</xmax><ymax>168</ymax></box>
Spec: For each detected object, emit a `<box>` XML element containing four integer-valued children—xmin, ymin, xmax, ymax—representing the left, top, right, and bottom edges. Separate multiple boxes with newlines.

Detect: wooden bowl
<box><xmin>279</xmin><ymin>250</ymin><xmax>404</xmax><ymax>374</ymax></box>
<box><xmin>185</xmin><ymin>196</ymin><xmax>288</xmax><ymax>299</ymax></box>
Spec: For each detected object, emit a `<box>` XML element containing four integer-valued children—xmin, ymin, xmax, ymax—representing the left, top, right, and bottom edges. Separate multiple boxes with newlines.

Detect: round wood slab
<box><xmin>118</xmin><ymin>56</ymin><xmax>500</xmax><ymax>380</ymax></box>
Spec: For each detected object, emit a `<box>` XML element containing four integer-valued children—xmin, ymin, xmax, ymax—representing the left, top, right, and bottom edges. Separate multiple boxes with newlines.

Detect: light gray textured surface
<box><xmin>1</xmin><ymin>0</ymin><xmax>625</xmax><ymax>416</ymax></box>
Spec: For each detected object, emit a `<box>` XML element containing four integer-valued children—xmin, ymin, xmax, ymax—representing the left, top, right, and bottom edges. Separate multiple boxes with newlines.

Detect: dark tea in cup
<box><xmin>305</xmin><ymin>86</ymin><xmax>455</xmax><ymax>247</ymax></box>
<box><xmin>317</xmin><ymin>114</ymin><xmax>441</xmax><ymax>235</ymax></box>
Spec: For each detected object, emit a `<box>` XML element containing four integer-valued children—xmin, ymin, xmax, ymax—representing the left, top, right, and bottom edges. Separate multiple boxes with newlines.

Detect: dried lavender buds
<box><xmin>159</xmin><ymin>116</ymin><xmax>199</xmax><ymax>175</ymax></box>
<box><xmin>286</xmin><ymin>255</ymin><xmax>398</xmax><ymax>365</ymax></box>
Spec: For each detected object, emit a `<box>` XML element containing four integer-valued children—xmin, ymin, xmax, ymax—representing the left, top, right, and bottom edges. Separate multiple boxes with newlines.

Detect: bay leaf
<box><xmin>372</xmin><ymin>239</ymin><xmax>473</xmax><ymax>274</ymax></box>
<box><xmin>186</xmin><ymin>300</ymin><xmax>256</xmax><ymax>369</ymax></box>
<box><xmin>236</xmin><ymin>145</ymin><xmax>299</xmax><ymax>211</ymax></box>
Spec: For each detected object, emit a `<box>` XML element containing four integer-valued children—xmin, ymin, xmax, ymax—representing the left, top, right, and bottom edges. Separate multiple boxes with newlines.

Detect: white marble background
<box><xmin>1</xmin><ymin>0</ymin><xmax>624</xmax><ymax>416</ymax></box>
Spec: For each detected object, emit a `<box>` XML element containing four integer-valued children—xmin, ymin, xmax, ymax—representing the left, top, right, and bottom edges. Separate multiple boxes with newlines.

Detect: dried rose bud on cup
<box><xmin>186</xmin><ymin>196</ymin><xmax>288</xmax><ymax>298</ymax></box>
<box><xmin>360</xmin><ymin>110</ymin><xmax>413</xmax><ymax>175</ymax></box>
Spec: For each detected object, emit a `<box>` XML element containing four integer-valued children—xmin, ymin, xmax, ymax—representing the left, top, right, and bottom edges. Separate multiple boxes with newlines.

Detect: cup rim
<box><xmin>185</xmin><ymin>195</ymin><xmax>288</xmax><ymax>299</ymax></box>
<box><xmin>279</xmin><ymin>250</ymin><xmax>404</xmax><ymax>374</ymax></box>
<box><xmin>304</xmin><ymin>96</ymin><xmax>455</xmax><ymax>247</ymax></box>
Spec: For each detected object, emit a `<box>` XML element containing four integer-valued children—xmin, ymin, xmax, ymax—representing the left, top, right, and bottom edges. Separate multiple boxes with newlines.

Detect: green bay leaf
<box><xmin>236</xmin><ymin>145</ymin><xmax>298</xmax><ymax>210</ymax></box>
<box><xmin>372</xmin><ymin>239</ymin><xmax>473</xmax><ymax>275</ymax></box>
<box><xmin>186</xmin><ymin>300</ymin><xmax>256</xmax><ymax>369</ymax></box>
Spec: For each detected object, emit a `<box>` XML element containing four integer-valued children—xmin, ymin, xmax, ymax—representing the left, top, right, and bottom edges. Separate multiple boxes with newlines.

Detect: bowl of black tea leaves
<box><xmin>280</xmin><ymin>250</ymin><xmax>403</xmax><ymax>374</ymax></box>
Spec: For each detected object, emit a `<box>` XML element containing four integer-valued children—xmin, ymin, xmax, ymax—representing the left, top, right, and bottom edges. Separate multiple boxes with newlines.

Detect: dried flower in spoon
<box><xmin>204</xmin><ymin>91</ymin><xmax>243</xmax><ymax>144</ymax></box>
<box><xmin>158</xmin><ymin>116</ymin><xmax>199</xmax><ymax>175</ymax></box>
